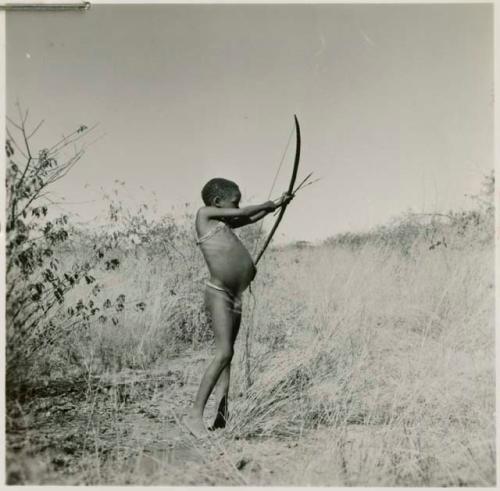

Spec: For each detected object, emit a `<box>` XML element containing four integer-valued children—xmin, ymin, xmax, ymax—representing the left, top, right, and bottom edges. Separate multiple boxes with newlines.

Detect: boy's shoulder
<box><xmin>196</xmin><ymin>206</ymin><xmax>210</xmax><ymax>218</ymax></box>
<box><xmin>196</xmin><ymin>206</ymin><xmax>217</xmax><ymax>224</ymax></box>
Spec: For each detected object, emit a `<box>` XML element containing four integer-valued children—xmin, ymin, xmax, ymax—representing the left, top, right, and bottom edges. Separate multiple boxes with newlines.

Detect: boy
<box><xmin>183</xmin><ymin>177</ymin><xmax>292</xmax><ymax>438</ymax></box>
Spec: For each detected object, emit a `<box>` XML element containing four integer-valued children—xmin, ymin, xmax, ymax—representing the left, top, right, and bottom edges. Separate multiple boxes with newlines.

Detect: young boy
<box><xmin>183</xmin><ymin>177</ymin><xmax>292</xmax><ymax>438</ymax></box>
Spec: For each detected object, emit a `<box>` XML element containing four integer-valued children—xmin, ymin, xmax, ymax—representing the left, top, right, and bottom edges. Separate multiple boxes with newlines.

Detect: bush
<box><xmin>323</xmin><ymin>172</ymin><xmax>494</xmax><ymax>255</ymax></box>
<box><xmin>5</xmin><ymin>107</ymin><xmax>122</xmax><ymax>385</ymax></box>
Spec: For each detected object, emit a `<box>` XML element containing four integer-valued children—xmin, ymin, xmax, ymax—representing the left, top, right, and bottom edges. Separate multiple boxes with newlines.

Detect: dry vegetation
<box><xmin>6</xmin><ymin>113</ymin><xmax>495</xmax><ymax>485</ymax></box>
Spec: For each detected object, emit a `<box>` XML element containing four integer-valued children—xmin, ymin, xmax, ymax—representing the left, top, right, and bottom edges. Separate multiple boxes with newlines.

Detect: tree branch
<box><xmin>27</xmin><ymin>119</ymin><xmax>45</xmax><ymax>139</ymax></box>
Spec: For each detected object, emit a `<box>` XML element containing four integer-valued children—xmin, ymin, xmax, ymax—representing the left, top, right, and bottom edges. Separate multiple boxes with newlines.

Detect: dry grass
<box><xmin>228</xmin><ymin>237</ymin><xmax>495</xmax><ymax>485</ymax></box>
<box><xmin>6</xmin><ymin>210</ymin><xmax>495</xmax><ymax>485</ymax></box>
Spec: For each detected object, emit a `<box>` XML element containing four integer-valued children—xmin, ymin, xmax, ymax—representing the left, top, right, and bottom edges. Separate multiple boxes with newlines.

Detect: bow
<box><xmin>254</xmin><ymin>114</ymin><xmax>301</xmax><ymax>265</ymax></box>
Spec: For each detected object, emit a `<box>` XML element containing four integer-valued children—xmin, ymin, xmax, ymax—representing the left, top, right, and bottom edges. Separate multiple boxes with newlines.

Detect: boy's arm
<box><xmin>199</xmin><ymin>194</ymin><xmax>293</xmax><ymax>228</ymax></box>
<box><xmin>228</xmin><ymin>209</ymin><xmax>268</xmax><ymax>229</ymax></box>
<box><xmin>201</xmin><ymin>201</ymin><xmax>276</xmax><ymax>222</ymax></box>
<box><xmin>228</xmin><ymin>193</ymin><xmax>294</xmax><ymax>228</ymax></box>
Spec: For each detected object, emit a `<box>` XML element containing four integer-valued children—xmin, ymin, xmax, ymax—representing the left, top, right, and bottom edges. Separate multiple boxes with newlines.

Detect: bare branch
<box><xmin>12</xmin><ymin>107</ymin><xmax>34</xmax><ymax>160</ymax></box>
<box><xmin>34</xmin><ymin>192</ymin><xmax>51</xmax><ymax>201</ymax></box>
<box><xmin>27</xmin><ymin>119</ymin><xmax>45</xmax><ymax>139</ymax></box>
<box><xmin>7</xmin><ymin>112</ymin><xmax>34</xmax><ymax>229</ymax></box>
<box><xmin>15</xmin><ymin>101</ymin><xmax>24</xmax><ymax>127</ymax></box>
<box><xmin>45</xmin><ymin>152</ymin><xmax>83</xmax><ymax>186</ymax></box>
<box><xmin>81</xmin><ymin>132</ymin><xmax>106</xmax><ymax>152</ymax></box>
<box><xmin>18</xmin><ymin>155</ymin><xmax>33</xmax><ymax>183</ymax></box>
<box><xmin>48</xmin><ymin>123</ymin><xmax>99</xmax><ymax>155</ymax></box>
<box><xmin>6</xmin><ymin>116</ymin><xmax>23</xmax><ymax>132</ymax></box>
<box><xmin>8</xmin><ymin>108</ymin><xmax>98</xmax><ymax>228</ymax></box>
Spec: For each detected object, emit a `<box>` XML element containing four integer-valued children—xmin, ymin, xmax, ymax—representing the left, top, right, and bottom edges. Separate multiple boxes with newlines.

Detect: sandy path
<box><xmin>7</xmin><ymin>351</ymin><xmax>290</xmax><ymax>485</ymax></box>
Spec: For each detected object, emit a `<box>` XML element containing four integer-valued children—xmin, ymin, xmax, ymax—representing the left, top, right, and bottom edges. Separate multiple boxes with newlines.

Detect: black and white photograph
<box><xmin>4</xmin><ymin>2</ymin><xmax>495</xmax><ymax>486</ymax></box>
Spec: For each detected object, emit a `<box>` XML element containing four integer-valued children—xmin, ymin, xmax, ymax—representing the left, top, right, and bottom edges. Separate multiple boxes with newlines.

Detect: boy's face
<box><xmin>214</xmin><ymin>188</ymin><xmax>241</xmax><ymax>208</ymax></box>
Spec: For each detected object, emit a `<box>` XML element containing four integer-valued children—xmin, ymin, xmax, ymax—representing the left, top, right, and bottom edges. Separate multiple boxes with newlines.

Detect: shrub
<box><xmin>5</xmin><ymin>107</ymin><xmax>121</xmax><ymax>385</ymax></box>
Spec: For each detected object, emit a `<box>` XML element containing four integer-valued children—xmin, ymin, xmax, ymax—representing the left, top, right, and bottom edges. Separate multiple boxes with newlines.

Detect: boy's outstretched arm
<box><xmin>228</xmin><ymin>209</ymin><xmax>267</xmax><ymax>228</ymax></box>
<box><xmin>228</xmin><ymin>193</ymin><xmax>294</xmax><ymax>228</ymax></box>
<box><xmin>200</xmin><ymin>201</ymin><xmax>276</xmax><ymax>221</ymax></box>
<box><xmin>199</xmin><ymin>193</ymin><xmax>293</xmax><ymax>228</ymax></box>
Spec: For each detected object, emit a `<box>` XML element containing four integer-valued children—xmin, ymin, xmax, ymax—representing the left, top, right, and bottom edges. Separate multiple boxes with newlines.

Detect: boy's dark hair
<box><xmin>201</xmin><ymin>178</ymin><xmax>239</xmax><ymax>206</ymax></box>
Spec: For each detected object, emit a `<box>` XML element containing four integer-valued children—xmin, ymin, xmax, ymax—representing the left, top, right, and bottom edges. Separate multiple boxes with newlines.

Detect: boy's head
<box><xmin>201</xmin><ymin>178</ymin><xmax>241</xmax><ymax>208</ymax></box>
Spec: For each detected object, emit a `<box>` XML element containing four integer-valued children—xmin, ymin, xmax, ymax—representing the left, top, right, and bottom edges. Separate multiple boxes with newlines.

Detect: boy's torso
<box><xmin>196</xmin><ymin>217</ymin><xmax>256</xmax><ymax>293</ymax></box>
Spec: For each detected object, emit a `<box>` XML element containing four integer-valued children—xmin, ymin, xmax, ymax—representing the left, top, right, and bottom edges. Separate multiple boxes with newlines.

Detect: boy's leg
<box><xmin>184</xmin><ymin>287</ymin><xmax>236</xmax><ymax>438</ymax></box>
<box><xmin>211</xmin><ymin>295</ymin><xmax>242</xmax><ymax>429</ymax></box>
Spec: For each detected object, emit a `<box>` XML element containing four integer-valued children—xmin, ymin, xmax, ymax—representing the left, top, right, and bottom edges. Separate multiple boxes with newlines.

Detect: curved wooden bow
<box><xmin>254</xmin><ymin>114</ymin><xmax>301</xmax><ymax>265</ymax></box>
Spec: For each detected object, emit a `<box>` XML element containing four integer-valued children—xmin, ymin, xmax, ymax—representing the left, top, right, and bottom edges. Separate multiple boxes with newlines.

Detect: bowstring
<box><xmin>251</xmin><ymin>120</ymin><xmax>295</xmax><ymax>257</ymax></box>
<box><xmin>246</xmin><ymin>120</ymin><xmax>294</xmax><ymax>381</ymax></box>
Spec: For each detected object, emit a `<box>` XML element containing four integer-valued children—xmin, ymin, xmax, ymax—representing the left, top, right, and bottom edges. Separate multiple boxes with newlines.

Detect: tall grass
<box><xmin>227</xmin><ymin>209</ymin><xmax>494</xmax><ymax>485</ymax></box>
<box><xmin>7</xmin><ymin>176</ymin><xmax>495</xmax><ymax>485</ymax></box>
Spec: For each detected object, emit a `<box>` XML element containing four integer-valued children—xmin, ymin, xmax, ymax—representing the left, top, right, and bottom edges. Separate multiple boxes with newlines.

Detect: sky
<box><xmin>6</xmin><ymin>3</ymin><xmax>493</xmax><ymax>243</ymax></box>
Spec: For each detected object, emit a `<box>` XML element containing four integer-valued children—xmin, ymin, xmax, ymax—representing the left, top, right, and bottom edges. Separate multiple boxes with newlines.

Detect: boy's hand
<box><xmin>274</xmin><ymin>192</ymin><xmax>294</xmax><ymax>208</ymax></box>
<box><xmin>264</xmin><ymin>200</ymin><xmax>278</xmax><ymax>212</ymax></box>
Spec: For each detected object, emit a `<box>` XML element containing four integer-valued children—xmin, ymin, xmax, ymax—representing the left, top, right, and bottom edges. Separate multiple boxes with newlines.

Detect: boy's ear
<box><xmin>213</xmin><ymin>196</ymin><xmax>221</xmax><ymax>208</ymax></box>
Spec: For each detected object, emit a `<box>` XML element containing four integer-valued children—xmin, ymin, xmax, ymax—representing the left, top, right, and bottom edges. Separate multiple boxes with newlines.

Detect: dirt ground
<box><xmin>7</xmin><ymin>349</ymin><xmax>494</xmax><ymax>486</ymax></box>
<box><xmin>6</xmin><ymin>352</ymin><xmax>323</xmax><ymax>485</ymax></box>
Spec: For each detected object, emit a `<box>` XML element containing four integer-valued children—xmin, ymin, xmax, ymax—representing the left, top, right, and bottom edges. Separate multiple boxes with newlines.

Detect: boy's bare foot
<box><xmin>182</xmin><ymin>413</ymin><xmax>209</xmax><ymax>439</ymax></box>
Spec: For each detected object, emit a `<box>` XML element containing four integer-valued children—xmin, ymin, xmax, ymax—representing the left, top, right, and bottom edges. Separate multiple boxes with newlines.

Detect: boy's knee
<box><xmin>215</xmin><ymin>348</ymin><xmax>233</xmax><ymax>366</ymax></box>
